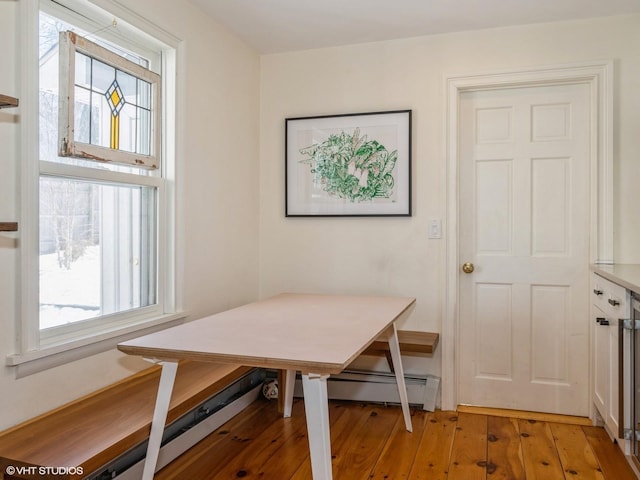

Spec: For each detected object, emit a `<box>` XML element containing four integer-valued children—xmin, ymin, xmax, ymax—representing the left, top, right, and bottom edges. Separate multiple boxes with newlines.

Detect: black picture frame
<box><xmin>285</xmin><ymin>110</ymin><xmax>412</xmax><ymax>217</ymax></box>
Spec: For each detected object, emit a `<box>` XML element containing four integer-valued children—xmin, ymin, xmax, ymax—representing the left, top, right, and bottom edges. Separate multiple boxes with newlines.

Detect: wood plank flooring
<box><xmin>156</xmin><ymin>398</ymin><xmax>638</xmax><ymax>480</ymax></box>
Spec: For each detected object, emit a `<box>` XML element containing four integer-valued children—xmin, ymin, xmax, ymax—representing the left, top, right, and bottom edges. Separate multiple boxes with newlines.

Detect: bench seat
<box><xmin>0</xmin><ymin>361</ymin><xmax>250</xmax><ymax>480</ymax></box>
<box><xmin>364</xmin><ymin>330</ymin><xmax>439</xmax><ymax>355</ymax></box>
<box><xmin>363</xmin><ymin>330</ymin><xmax>439</xmax><ymax>370</ymax></box>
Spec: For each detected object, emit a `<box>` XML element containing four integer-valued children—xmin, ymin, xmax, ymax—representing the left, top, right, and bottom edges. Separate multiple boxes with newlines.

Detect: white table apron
<box><xmin>140</xmin><ymin>322</ymin><xmax>411</xmax><ymax>480</ymax></box>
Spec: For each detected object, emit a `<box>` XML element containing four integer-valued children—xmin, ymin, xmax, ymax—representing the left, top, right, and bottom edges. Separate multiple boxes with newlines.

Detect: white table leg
<box><xmin>283</xmin><ymin>369</ymin><xmax>296</xmax><ymax>418</ymax></box>
<box><xmin>387</xmin><ymin>324</ymin><xmax>413</xmax><ymax>432</ymax></box>
<box><xmin>301</xmin><ymin>372</ymin><xmax>333</xmax><ymax>480</ymax></box>
<box><xmin>142</xmin><ymin>360</ymin><xmax>179</xmax><ymax>480</ymax></box>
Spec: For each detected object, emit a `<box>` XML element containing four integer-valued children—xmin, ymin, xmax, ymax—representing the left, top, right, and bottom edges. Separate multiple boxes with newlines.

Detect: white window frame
<box><xmin>10</xmin><ymin>0</ymin><xmax>183</xmax><ymax>376</ymax></box>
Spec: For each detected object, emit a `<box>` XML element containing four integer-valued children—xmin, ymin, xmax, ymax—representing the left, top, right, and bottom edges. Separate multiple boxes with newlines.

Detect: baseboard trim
<box><xmin>457</xmin><ymin>404</ymin><xmax>592</xmax><ymax>426</ymax></box>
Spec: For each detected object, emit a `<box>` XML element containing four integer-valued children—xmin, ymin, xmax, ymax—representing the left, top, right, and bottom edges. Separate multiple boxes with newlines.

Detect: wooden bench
<box><xmin>0</xmin><ymin>361</ymin><xmax>250</xmax><ymax>480</ymax></box>
<box><xmin>362</xmin><ymin>330</ymin><xmax>439</xmax><ymax>371</ymax></box>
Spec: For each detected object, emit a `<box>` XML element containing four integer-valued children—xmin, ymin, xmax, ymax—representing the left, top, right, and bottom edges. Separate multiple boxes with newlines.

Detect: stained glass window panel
<box><xmin>74</xmin><ymin>51</ymin><xmax>91</xmax><ymax>89</ymax></box>
<box><xmin>91</xmin><ymin>57</ymin><xmax>115</xmax><ymax>93</ymax></box>
<box><xmin>138</xmin><ymin>108</ymin><xmax>151</xmax><ymax>155</ymax></box>
<box><xmin>138</xmin><ymin>80</ymin><xmax>151</xmax><ymax>109</ymax></box>
<box><xmin>90</xmin><ymin>91</ymin><xmax>101</xmax><ymax>145</ymax></box>
<box><xmin>117</xmin><ymin>70</ymin><xmax>137</xmax><ymax>103</ymax></box>
<box><xmin>105</xmin><ymin>80</ymin><xmax>125</xmax><ymax>116</ymax></box>
<box><xmin>69</xmin><ymin>52</ymin><xmax>154</xmax><ymax>155</ymax></box>
<box><xmin>120</xmin><ymin>103</ymin><xmax>137</xmax><ymax>153</ymax></box>
<box><xmin>59</xmin><ymin>33</ymin><xmax>160</xmax><ymax>168</ymax></box>
<box><xmin>73</xmin><ymin>86</ymin><xmax>91</xmax><ymax>144</ymax></box>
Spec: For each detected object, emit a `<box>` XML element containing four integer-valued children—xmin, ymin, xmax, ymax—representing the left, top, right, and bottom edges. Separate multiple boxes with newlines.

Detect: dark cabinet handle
<box><xmin>608</xmin><ymin>298</ymin><xmax>620</xmax><ymax>307</ymax></box>
<box><xmin>596</xmin><ymin>317</ymin><xmax>610</xmax><ymax>326</ymax></box>
<box><xmin>593</xmin><ymin>289</ymin><xmax>603</xmax><ymax>296</ymax></box>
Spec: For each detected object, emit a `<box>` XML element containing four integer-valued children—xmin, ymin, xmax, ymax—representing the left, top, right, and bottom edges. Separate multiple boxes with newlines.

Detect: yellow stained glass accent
<box><xmin>110</xmin><ymin>115</ymin><xmax>120</xmax><ymax>150</ymax></box>
<box><xmin>109</xmin><ymin>89</ymin><xmax>122</xmax><ymax>111</ymax></box>
<box><xmin>105</xmin><ymin>80</ymin><xmax>125</xmax><ymax>116</ymax></box>
<box><xmin>105</xmin><ymin>80</ymin><xmax>125</xmax><ymax>150</ymax></box>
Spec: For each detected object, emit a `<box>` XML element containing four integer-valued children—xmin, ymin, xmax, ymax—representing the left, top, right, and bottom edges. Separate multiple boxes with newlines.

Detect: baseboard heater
<box><xmin>292</xmin><ymin>370</ymin><xmax>441</xmax><ymax>411</ymax></box>
<box><xmin>92</xmin><ymin>368</ymin><xmax>265</xmax><ymax>480</ymax></box>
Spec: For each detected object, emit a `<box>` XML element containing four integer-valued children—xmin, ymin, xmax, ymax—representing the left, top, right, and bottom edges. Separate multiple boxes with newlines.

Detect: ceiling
<box><xmin>189</xmin><ymin>0</ymin><xmax>640</xmax><ymax>54</ymax></box>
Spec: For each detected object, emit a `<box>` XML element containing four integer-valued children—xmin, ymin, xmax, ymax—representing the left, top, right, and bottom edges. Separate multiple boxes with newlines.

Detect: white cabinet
<box><xmin>591</xmin><ymin>272</ymin><xmax>629</xmax><ymax>443</ymax></box>
<box><xmin>592</xmin><ymin>302</ymin><xmax>612</xmax><ymax>422</ymax></box>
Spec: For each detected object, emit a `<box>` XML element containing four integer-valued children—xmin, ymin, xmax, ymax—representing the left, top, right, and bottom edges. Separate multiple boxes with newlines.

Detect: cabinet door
<box><xmin>593</xmin><ymin>303</ymin><xmax>609</xmax><ymax>418</ymax></box>
<box><xmin>607</xmin><ymin>316</ymin><xmax>620</xmax><ymax>438</ymax></box>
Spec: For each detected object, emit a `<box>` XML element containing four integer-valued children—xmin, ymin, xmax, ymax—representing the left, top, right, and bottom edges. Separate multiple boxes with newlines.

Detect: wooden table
<box><xmin>118</xmin><ymin>293</ymin><xmax>416</xmax><ymax>479</ymax></box>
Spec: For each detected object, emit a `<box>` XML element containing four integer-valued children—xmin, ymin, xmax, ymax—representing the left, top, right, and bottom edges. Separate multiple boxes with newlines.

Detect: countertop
<box><xmin>591</xmin><ymin>264</ymin><xmax>640</xmax><ymax>295</ymax></box>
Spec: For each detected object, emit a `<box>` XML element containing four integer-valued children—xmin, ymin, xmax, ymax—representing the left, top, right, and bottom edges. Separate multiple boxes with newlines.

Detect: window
<box><xmin>39</xmin><ymin>177</ymin><xmax>157</xmax><ymax>330</ymax></box>
<box><xmin>10</xmin><ymin>0</ymin><xmax>180</xmax><ymax>368</ymax></box>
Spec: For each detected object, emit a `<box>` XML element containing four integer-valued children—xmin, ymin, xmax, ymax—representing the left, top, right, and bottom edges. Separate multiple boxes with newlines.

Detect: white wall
<box><xmin>259</xmin><ymin>14</ymin><xmax>640</xmax><ymax>378</ymax></box>
<box><xmin>0</xmin><ymin>0</ymin><xmax>260</xmax><ymax>430</ymax></box>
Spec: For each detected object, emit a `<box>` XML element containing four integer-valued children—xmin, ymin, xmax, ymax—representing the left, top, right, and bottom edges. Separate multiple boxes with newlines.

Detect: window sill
<box><xmin>6</xmin><ymin>312</ymin><xmax>187</xmax><ymax>378</ymax></box>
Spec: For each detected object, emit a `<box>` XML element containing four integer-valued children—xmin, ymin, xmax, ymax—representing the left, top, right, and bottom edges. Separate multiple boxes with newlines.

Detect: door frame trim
<box><xmin>442</xmin><ymin>61</ymin><xmax>614</xmax><ymax>411</ymax></box>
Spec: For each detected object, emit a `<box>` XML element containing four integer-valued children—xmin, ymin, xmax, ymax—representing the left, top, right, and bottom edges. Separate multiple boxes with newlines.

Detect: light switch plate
<box><xmin>428</xmin><ymin>219</ymin><xmax>442</xmax><ymax>239</ymax></box>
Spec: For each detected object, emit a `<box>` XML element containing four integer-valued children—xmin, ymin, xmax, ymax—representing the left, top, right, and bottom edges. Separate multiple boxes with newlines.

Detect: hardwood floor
<box><xmin>156</xmin><ymin>397</ymin><xmax>638</xmax><ymax>480</ymax></box>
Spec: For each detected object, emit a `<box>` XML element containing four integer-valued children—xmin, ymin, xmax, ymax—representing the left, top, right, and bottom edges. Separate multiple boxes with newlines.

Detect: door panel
<box><xmin>475</xmin><ymin>282</ymin><xmax>512</xmax><ymax>379</ymax></box>
<box><xmin>476</xmin><ymin>160</ymin><xmax>512</xmax><ymax>255</ymax></box>
<box><xmin>458</xmin><ymin>84</ymin><xmax>590</xmax><ymax>416</ymax></box>
<box><xmin>531</xmin><ymin>157</ymin><xmax>571</xmax><ymax>256</ymax></box>
<box><xmin>530</xmin><ymin>284</ymin><xmax>570</xmax><ymax>385</ymax></box>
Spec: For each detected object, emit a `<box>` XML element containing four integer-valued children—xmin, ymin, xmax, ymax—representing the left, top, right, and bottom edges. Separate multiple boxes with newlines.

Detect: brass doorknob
<box><xmin>462</xmin><ymin>262</ymin><xmax>475</xmax><ymax>274</ymax></box>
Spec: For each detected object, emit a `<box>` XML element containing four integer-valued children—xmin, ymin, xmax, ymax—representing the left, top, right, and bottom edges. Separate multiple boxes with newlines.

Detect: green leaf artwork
<box><xmin>299</xmin><ymin>128</ymin><xmax>397</xmax><ymax>203</ymax></box>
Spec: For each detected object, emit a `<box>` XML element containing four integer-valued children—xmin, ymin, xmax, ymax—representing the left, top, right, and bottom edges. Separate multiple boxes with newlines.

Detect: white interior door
<box><xmin>458</xmin><ymin>83</ymin><xmax>591</xmax><ymax>416</ymax></box>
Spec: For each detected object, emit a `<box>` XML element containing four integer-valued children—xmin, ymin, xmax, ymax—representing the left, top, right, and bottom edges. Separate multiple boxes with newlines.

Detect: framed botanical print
<box><xmin>286</xmin><ymin>110</ymin><xmax>412</xmax><ymax>216</ymax></box>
